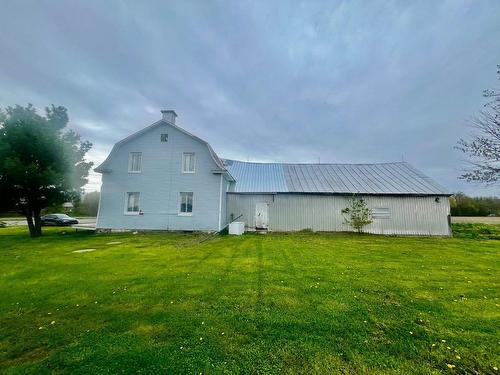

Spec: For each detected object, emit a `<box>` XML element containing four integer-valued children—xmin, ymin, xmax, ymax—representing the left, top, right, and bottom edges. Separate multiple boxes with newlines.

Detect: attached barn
<box><xmin>224</xmin><ymin>160</ymin><xmax>451</xmax><ymax>235</ymax></box>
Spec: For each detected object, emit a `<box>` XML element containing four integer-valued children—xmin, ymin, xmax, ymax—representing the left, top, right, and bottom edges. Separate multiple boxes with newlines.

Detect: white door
<box><xmin>255</xmin><ymin>202</ymin><xmax>269</xmax><ymax>229</ymax></box>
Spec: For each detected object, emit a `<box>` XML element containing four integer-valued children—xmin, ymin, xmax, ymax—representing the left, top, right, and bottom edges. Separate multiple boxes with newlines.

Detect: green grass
<box><xmin>452</xmin><ymin>223</ymin><xmax>500</xmax><ymax>240</ymax></box>
<box><xmin>0</xmin><ymin>227</ymin><xmax>498</xmax><ymax>374</ymax></box>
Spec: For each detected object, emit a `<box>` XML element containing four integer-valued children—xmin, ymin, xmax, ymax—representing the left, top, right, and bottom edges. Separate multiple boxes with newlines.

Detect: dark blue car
<box><xmin>40</xmin><ymin>214</ymin><xmax>79</xmax><ymax>226</ymax></box>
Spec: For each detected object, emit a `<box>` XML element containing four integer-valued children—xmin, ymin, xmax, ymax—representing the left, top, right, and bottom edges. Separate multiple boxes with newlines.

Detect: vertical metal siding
<box><xmin>226</xmin><ymin>194</ymin><xmax>451</xmax><ymax>236</ymax></box>
<box><xmin>226</xmin><ymin>194</ymin><xmax>274</xmax><ymax>229</ymax></box>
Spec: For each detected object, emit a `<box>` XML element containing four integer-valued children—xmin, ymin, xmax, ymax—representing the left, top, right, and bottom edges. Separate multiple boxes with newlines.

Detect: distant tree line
<box><xmin>450</xmin><ymin>192</ymin><xmax>500</xmax><ymax>216</ymax></box>
<box><xmin>41</xmin><ymin>191</ymin><xmax>100</xmax><ymax>217</ymax></box>
<box><xmin>75</xmin><ymin>191</ymin><xmax>100</xmax><ymax>216</ymax></box>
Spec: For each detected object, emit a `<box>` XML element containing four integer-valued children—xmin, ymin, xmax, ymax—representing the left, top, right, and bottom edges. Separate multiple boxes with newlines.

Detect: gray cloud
<box><xmin>1</xmin><ymin>0</ymin><xmax>499</xmax><ymax>195</ymax></box>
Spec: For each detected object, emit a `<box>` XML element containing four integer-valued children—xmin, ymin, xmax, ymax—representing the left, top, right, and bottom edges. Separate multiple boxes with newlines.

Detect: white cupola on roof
<box><xmin>161</xmin><ymin>109</ymin><xmax>177</xmax><ymax>124</ymax></box>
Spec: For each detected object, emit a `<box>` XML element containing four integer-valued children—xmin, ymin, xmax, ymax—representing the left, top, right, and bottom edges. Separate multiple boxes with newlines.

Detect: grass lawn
<box><xmin>0</xmin><ymin>226</ymin><xmax>498</xmax><ymax>374</ymax></box>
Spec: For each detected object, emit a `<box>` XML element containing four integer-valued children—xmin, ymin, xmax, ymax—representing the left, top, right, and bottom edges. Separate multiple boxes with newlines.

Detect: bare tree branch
<box><xmin>456</xmin><ymin>65</ymin><xmax>500</xmax><ymax>184</ymax></box>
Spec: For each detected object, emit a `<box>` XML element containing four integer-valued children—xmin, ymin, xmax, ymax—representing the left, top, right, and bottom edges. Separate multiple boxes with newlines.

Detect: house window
<box><xmin>128</xmin><ymin>152</ymin><xmax>142</xmax><ymax>172</ymax></box>
<box><xmin>182</xmin><ymin>153</ymin><xmax>195</xmax><ymax>173</ymax></box>
<box><xmin>179</xmin><ymin>192</ymin><xmax>193</xmax><ymax>215</ymax></box>
<box><xmin>125</xmin><ymin>192</ymin><xmax>140</xmax><ymax>214</ymax></box>
<box><xmin>372</xmin><ymin>208</ymin><xmax>390</xmax><ymax>219</ymax></box>
<box><xmin>161</xmin><ymin>133</ymin><xmax>168</xmax><ymax>142</ymax></box>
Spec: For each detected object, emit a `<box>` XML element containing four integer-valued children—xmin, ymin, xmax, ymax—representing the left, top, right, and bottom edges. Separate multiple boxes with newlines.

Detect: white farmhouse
<box><xmin>95</xmin><ymin>110</ymin><xmax>452</xmax><ymax>236</ymax></box>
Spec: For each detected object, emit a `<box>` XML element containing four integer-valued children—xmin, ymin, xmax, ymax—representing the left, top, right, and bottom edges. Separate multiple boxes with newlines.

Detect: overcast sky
<box><xmin>1</xmin><ymin>0</ymin><xmax>499</xmax><ymax>196</ymax></box>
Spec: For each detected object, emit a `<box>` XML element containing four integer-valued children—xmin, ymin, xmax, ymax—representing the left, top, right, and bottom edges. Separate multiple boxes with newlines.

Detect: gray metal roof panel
<box><xmin>223</xmin><ymin>160</ymin><xmax>288</xmax><ymax>193</ymax></box>
<box><xmin>223</xmin><ymin>160</ymin><xmax>449</xmax><ymax>195</ymax></box>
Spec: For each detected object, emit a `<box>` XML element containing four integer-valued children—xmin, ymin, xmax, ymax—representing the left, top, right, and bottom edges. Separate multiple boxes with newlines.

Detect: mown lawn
<box><xmin>0</xmin><ymin>226</ymin><xmax>498</xmax><ymax>374</ymax></box>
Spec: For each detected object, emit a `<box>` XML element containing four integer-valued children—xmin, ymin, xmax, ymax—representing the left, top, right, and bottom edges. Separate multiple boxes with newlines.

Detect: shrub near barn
<box><xmin>341</xmin><ymin>195</ymin><xmax>373</xmax><ymax>233</ymax></box>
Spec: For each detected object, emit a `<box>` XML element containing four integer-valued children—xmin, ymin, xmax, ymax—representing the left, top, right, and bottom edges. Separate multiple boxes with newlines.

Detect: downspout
<box><xmin>95</xmin><ymin>174</ymin><xmax>104</xmax><ymax>229</ymax></box>
<box><xmin>218</xmin><ymin>174</ymin><xmax>223</xmax><ymax>231</ymax></box>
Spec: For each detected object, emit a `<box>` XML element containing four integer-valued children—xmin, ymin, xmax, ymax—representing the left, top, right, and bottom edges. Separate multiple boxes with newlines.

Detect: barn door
<box><xmin>255</xmin><ymin>202</ymin><xmax>269</xmax><ymax>229</ymax></box>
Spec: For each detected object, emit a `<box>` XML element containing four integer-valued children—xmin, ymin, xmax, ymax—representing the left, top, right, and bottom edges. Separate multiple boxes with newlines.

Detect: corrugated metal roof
<box><xmin>223</xmin><ymin>160</ymin><xmax>449</xmax><ymax>195</ymax></box>
<box><xmin>223</xmin><ymin>159</ymin><xmax>288</xmax><ymax>193</ymax></box>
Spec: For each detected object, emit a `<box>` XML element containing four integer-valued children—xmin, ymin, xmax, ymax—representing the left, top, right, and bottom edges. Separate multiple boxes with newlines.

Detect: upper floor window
<box><xmin>128</xmin><ymin>152</ymin><xmax>142</xmax><ymax>173</ymax></box>
<box><xmin>160</xmin><ymin>133</ymin><xmax>168</xmax><ymax>142</ymax></box>
<box><xmin>182</xmin><ymin>152</ymin><xmax>195</xmax><ymax>173</ymax></box>
<box><xmin>125</xmin><ymin>192</ymin><xmax>140</xmax><ymax>214</ymax></box>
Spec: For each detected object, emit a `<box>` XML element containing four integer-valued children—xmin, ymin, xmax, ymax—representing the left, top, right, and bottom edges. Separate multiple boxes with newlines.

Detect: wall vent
<box><xmin>372</xmin><ymin>208</ymin><xmax>390</xmax><ymax>219</ymax></box>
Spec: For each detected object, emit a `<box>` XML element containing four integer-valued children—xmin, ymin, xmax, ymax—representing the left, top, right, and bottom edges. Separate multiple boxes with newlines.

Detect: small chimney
<box><xmin>161</xmin><ymin>109</ymin><xmax>177</xmax><ymax>124</ymax></box>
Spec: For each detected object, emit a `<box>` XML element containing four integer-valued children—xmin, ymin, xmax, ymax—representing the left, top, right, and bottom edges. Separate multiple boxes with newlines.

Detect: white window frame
<box><xmin>182</xmin><ymin>152</ymin><xmax>196</xmax><ymax>173</ymax></box>
<box><xmin>128</xmin><ymin>152</ymin><xmax>142</xmax><ymax>173</ymax></box>
<box><xmin>124</xmin><ymin>192</ymin><xmax>140</xmax><ymax>215</ymax></box>
<box><xmin>178</xmin><ymin>192</ymin><xmax>193</xmax><ymax>216</ymax></box>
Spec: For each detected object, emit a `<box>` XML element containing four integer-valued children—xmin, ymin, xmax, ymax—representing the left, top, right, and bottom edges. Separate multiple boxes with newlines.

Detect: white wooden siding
<box><xmin>97</xmin><ymin>123</ymin><xmax>222</xmax><ymax>231</ymax></box>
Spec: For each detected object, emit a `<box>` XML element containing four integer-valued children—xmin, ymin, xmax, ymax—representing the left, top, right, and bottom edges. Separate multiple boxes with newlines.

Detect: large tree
<box><xmin>0</xmin><ymin>104</ymin><xmax>93</xmax><ymax>237</ymax></box>
<box><xmin>456</xmin><ymin>65</ymin><xmax>500</xmax><ymax>184</ymax></box>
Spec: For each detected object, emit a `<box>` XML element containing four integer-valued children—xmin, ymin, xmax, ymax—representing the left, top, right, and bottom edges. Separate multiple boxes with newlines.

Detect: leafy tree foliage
<box><xmin>0</xmin><ymin>104</ymin><xmax>93</xmax><ymax>237</ymax></box>
<box><xmin>341</xmin><ymin>195</ymin><xmax>373</xmax><ymax>233</ymax></box>
<box><xmin>76</xmin><ymin>191</ymin><xmax>100</xmax><ymax>216</ymax></box>
<box><xmin>456</xmin><ymin>65</ymin><xmax>500</xmax><ymax>184</ymax></box>
<box><xmin>450</xmin><ymin>192</ymin><xmax>500</xmax><ymax>216</ymax></box>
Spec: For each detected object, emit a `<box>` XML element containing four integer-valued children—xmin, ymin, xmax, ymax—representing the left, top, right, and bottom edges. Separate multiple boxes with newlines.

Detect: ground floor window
<box><xmin>179</xmin><ymin>192</ymin><xmax>193</xmax><ymax>214</ymax></box>
<box><xmin>125</xmin><ymin>192</ymin><xmax>140</xmax><ymax>214</ymax></box>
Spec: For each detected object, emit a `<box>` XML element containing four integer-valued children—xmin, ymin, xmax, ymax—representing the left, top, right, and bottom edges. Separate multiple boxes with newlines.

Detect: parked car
<box><xmin>40</xmin><ymin>214</ymin><xmax>79</xmax><ymax>226</ymax></box>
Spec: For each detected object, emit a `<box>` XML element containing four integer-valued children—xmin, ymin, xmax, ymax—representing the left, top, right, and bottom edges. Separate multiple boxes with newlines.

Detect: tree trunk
<box><xmin>25</xmin><ymin>212</ymin><xmax>36</xmax><ymax>237</ymax></box>
<box><xmin>33</xmin><ymin>208</ymin><xmax>42</xmax><ymax>237</ymax></box>
<box><xmin>25</xmin><ymin>208</ymin><xmax>42</xmax><ymax>238</ymax></box>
